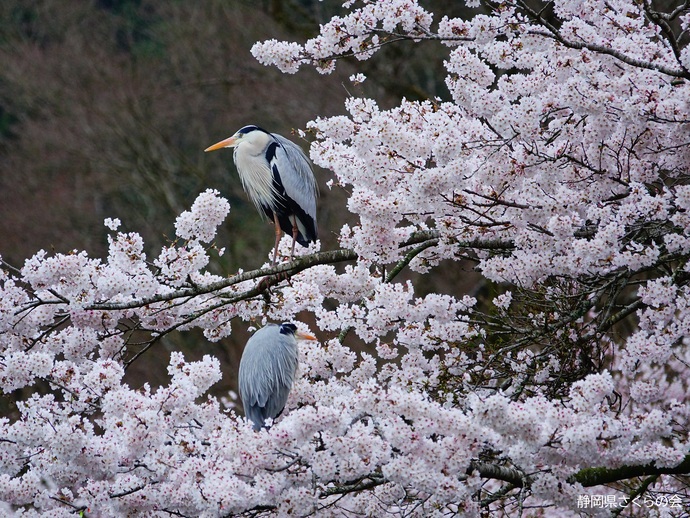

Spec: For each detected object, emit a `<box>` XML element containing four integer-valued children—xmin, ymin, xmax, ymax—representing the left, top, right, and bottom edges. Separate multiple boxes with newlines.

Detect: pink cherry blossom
<box><xmin>2</xmin><ymin>0</ymin><xmax>690</xmax><ymax>515</ymax></box>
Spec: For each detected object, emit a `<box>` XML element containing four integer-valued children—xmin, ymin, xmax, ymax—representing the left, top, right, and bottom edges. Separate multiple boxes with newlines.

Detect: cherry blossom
<box><xmin>1</xmin><ymin>0</ymin><xmax>690</xmax><ymax>515</ymax></box>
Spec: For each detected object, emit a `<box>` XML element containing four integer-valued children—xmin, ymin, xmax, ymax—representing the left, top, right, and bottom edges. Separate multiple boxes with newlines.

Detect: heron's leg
<box><xmin>290</xmin><ymin>215</ymin><xmax>299</xmax><ymax>260</ymax></box>
<box><xmin>272</xmin><ymin>213</ymin><xmax>282</xmax><ymax>265</ymax></box>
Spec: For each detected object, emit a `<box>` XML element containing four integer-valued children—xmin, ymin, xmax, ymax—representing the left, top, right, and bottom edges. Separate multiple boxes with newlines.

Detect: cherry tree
<box><xmin>2</xmin><ymin>0</ymin><xmax>690</xmax><ymax>515</ymax></box>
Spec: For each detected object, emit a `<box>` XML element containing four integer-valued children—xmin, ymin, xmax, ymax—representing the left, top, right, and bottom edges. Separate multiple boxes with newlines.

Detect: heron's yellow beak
<box><xmin>204</xmin><ymin>135</ymin><xmax>238</xmax><ymax>152</ymax></box>
<box><xmin>296</xmin><ymin>331</ymin><xmax>317</xmax><ymax>341</ymax></box>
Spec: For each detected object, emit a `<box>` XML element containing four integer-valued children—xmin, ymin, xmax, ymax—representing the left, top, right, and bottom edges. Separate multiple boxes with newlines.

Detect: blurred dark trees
<box><xmin>0</xmin><ymin>0</ymin><xmax>363</xmax><ymax>270</ymax></box>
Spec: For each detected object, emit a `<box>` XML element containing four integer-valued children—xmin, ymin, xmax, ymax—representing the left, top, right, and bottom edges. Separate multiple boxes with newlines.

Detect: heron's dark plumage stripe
<box><xmin>265</xmin><ymin>141</ymin><xmax>278</xmax><ymax>163</ymax></box>
<box><xmin>260</xmin><ymin>163</ymin><xmax>317</xmax><ymax>247</ymax></box>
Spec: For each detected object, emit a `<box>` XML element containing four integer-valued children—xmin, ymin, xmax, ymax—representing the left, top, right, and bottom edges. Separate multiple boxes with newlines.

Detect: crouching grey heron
<box><xmin>238</xmin><ymin>322</ymin><xmax>316</xmax><ymax>430</ymax></box>
<box><xmin>205</xmin><ymin>125</ymin><xmax>318</xmax><ymax>264</ymax></box>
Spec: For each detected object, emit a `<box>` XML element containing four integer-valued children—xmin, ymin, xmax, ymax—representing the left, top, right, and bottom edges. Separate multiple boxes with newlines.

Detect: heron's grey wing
<box><xmin>238</xmin><ymin>325</ymin><xmax>299</xmax><ymax>429</ymax></box>
<box><xmin>271</xmin><ymin>133</ymin><xmax>318</xmax><ymax>226</ymax></box>
<box><xmin>263</xmin><ymin>332</ymin><xmax>299</xmax><ymax>418</ymax></box>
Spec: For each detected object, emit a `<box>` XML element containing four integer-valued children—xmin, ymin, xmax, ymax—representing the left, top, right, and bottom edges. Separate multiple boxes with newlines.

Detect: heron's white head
<box><xmin>204</xmin><ymin>125</ymin><xmax>270</xmax><ymax>153</ymax></box>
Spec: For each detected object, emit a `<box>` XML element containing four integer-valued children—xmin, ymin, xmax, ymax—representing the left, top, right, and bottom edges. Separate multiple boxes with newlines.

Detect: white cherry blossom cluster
<box><xmin>251</xmin><ymin>0</ymin><xmax>434</xmax><ymax>73</ymax></box>
<box><xmin>2</xmin><ymin>0</ymin><xmax>690</xmax><ymax>515</ymax></box>
<box><xmin>174</xmin><ymin>188</ymin><xmax>230</xmax><ymax>243</ymax></box>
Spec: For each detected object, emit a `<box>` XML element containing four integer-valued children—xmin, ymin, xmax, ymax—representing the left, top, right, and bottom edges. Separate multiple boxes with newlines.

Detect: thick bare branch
<box><xmin>571</xmin><ymin>455</ymin><xmax>690</xmax><ymax>486</ymax></box>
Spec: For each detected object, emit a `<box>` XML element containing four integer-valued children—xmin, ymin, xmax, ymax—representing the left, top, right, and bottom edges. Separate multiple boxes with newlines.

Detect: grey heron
<box><xmin>238</xmin><ymin>322</ymin><xmax>316</xmax><ymax>430</ymax></box>
<box><xmin>205</xmin><ymin>125</ymin><xmax>318</xmax><ymax>264</ymax></box>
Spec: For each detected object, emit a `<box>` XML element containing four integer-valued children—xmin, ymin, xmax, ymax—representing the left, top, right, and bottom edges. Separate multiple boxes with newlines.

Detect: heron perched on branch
<box><xmin>238</xmin><ymin>323</ymin><xmax>316</xmax><ymax>430</ymax></box>
<box><xmin>205</xmin><ymin>125</ymin><xmax>318</xmax><ymax>264</ymax></box>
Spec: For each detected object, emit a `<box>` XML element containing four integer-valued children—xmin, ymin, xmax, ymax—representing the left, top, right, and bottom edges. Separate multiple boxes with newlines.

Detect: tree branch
<box><xmin>84</xmin><ymin>246</ymin><xmax>359</xmax><ymax>312</ymax></box>
<box><xmin>320</xmin><ymin>473</ymin><xmax>387</xmax><ymax>497</ymax></box>
<box><xmin>611</xmin><ymin>475</ymin><xmax>658</xmax><ymax>517</ymax></box>
<box><xmin>570</xmin><ymin>454</ymin><xmax>690</xmax><ymax>487</ymax></box>
<box><xmin>516</xmin><ymin>0</ymin><xmax>690</xmax><ymax>79</ymax></box>
<box><xmin>27</xmin><ymin>231</ymin><xmax>508</xmax><ymax>313</ymax></box>
<box><xmin>469</xmin><ymin>461</ymin><xmax>534</xmax><ymax>488</ymax></box>
<box><xmin>472</xmin><ymin>454</ymin><xmax>690</xmax><ymax>490</ymax></box>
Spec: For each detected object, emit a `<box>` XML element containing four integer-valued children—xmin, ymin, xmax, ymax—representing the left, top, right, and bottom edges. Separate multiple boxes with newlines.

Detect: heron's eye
<box><xmin>279</xmin><ymin>323</ymin><xmax>297</xmax><ymax>335</ymax></box>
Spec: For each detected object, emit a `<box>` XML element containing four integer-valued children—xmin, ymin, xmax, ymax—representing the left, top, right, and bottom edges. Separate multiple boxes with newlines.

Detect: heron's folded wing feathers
<box><xmin>271</xmin><ymin>134</ymin><xmax>318</xmax><ymax>227</ymax></box>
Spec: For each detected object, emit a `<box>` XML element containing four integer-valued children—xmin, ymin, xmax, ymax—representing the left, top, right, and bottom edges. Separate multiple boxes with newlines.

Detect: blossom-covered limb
<box><xmin>516</xmin><ymin>0</ymin><xmax>690</xmax><ymax>78</ymax></box>
<box><xmin>571</xmin><ymin>454</ymin><xmax>690</xmax><ymax>486</ymax></box>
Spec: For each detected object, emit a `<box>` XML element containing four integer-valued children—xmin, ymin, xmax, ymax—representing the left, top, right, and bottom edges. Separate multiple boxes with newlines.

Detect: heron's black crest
<box><xmin>279</xmin><ymin>323</ymin><xmax>298</xmax><ymax>336</ymax></box>
<box><xmin>238</xmin><ymin>125</ymin><xmax>267</xmax><ymax>135</ymax></box>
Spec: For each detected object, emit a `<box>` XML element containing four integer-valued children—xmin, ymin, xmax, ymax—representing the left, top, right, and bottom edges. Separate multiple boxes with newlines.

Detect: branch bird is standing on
<box><xmin>205</xmin><ymin>125</ymin><xmax>318</xmax><ymax>264</ymax></box>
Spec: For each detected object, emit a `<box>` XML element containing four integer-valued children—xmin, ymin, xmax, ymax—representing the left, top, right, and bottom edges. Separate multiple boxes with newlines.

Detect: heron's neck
<box><xmin>233</xmin><ymin>145</ymin><xmax>278</xmax><ymax>212</ymax></box>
